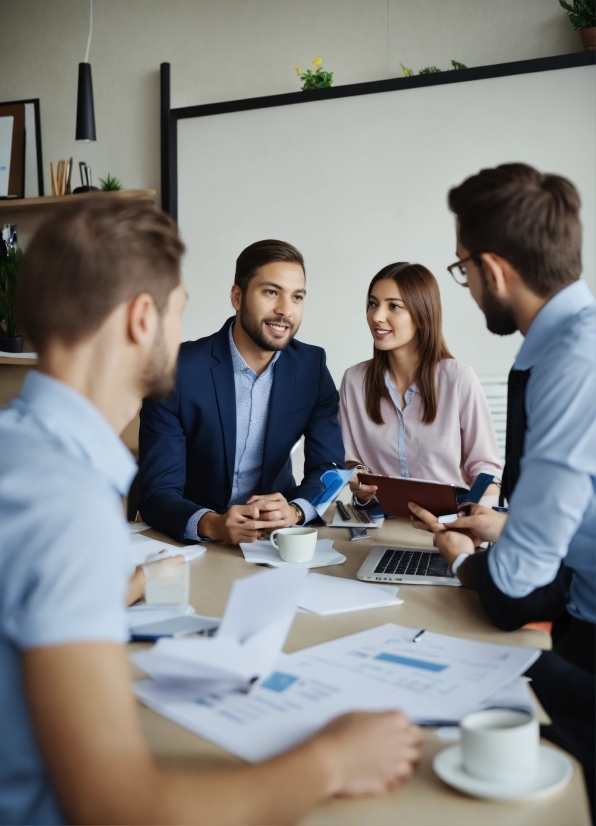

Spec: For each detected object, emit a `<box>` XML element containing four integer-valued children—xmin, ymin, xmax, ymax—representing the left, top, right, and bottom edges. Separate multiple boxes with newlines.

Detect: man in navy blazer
<box><xmin>138</xmin><ymin>239</ymin><xmax>345</xmax><ymax>544</ymax></box>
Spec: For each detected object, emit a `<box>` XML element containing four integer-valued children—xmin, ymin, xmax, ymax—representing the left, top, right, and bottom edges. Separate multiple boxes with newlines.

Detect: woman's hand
<box><xmin>348</xmin><ymin>470</ymin><xmax>378</xmax><ymax>504</ymax></box>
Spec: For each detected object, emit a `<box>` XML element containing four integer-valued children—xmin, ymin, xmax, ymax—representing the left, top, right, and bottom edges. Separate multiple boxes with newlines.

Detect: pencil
<box><xmin>50</xmin><ymin>162</ymin><xmax>58</xmax><ymax>196</ymax></box>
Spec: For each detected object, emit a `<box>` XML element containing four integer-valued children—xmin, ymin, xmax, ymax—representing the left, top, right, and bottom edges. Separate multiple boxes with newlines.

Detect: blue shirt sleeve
<box><xmin>488</xmin><ymin>340</ymin><xmax>596</xmax><ymax>599</ymax></box>
<box><xmin>1</xmin><ymin>469</ymin><xmax>130</xmax><ymax>650</ymax></box>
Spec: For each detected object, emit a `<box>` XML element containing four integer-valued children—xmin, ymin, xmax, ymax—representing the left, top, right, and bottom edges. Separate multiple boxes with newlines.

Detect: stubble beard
<box><xmin>239</xmin><ymin>301</ymin><xmax>298</xmax><ymax>352</ymax></box>
<box><xmin>480</xmin><ymin>271</ymin><xmax>518</xmax><ymax>337</ymax></box>
<box><xmin>143</xmin><ymin>321</ymin><xmax>177</xmax><ymax>401</ymax></box>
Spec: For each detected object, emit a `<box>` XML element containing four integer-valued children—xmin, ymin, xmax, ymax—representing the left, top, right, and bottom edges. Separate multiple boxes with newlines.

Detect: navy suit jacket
<box><xmin>138</xmin><ymin>318</ymin><xmax>345</xmax><ymax>541</ymax></box>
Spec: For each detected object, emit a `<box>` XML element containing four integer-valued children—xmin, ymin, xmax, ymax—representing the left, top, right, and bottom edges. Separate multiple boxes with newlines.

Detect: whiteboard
<box><xmin>177</xmin><ymin>65</ymin><xmax>596</xmax><ymax>385</ymax></box>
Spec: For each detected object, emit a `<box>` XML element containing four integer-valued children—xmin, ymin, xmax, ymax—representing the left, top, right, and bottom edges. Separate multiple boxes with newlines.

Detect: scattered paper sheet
<box><xmin>298</xmin><ymin>574</ymin><xmax>402</xmax><ymax>615</ymax></box>
<box><xmin>240</xmin><ymin>538</ymin><xmax>345</xmax><ymax>568</ymax></box>
<box><xmin>127</xmin><ymin>603</ymin><xmax>196</xmax><ymax>630</ymax></box>
<box><xmin>130</xmin><ymin>566</ymin><xmax>307</xmax><ymax>696</ymax></box>
<box><xmin>435</xmin><ymin>677</ymin><xmax>534</xmax><ymax>741</ymax></box>
<box><xmin>129</xmin><ymin>534</ymin><xmax>206</xmax><ymax>567</ymax></box>
<box><xmin>134</xmin><ymin>624</ymin><xmax>540</xmax><ymax>761</ymax></box>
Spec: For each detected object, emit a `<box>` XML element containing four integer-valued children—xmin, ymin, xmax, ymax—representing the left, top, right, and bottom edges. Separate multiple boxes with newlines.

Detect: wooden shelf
<box><xmin>0</xmin><ymin>354</ymin><xmax>38</xmax><ymax>365</ymax></box>
<box><xmin>0</xmin><ymin>189</ymin><xmax>156</xmax><ymax>213</ymax></box>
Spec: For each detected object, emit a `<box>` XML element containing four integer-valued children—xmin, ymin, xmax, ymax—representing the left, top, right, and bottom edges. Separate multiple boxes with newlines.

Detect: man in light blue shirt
<box><xmin>410</xmin><ymin>163</ymin><xmax>595</xmax><ymax>814</ymax></box>
<box><xmin>0</xmin><ymin>197</ymin><xmax>421</xmax><ymax>825</ymax></box>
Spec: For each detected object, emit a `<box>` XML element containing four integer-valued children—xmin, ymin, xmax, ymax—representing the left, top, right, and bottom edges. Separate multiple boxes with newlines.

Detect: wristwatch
<box><xmin>290</xmin><ymin>502</ymin><xmax>305</xmax><ymax>524</ymax></box>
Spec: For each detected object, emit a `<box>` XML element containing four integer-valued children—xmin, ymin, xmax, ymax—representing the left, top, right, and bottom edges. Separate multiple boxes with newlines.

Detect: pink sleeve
<box><xmin>339</xmin><ymin>371</ymin><xmax>363</xmax><ymax>466</ymax></box>
<box><xmin>457</xmin><ymin>366</ymin><xmax>503</xmax><ymax>486</ymax></box>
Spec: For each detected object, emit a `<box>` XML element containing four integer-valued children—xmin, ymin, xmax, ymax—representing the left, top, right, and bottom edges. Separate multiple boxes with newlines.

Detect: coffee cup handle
<box><xmin>270</xmin><ymin>530</ymin><xmax>280</xmax><ymax>549</ymax></box>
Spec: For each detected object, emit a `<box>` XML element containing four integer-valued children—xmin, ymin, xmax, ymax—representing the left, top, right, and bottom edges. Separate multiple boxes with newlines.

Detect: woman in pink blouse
<box><xmin>339</xmin><ymin>262</ymin><xmax>502</xmax><ymax>504</ymax></box>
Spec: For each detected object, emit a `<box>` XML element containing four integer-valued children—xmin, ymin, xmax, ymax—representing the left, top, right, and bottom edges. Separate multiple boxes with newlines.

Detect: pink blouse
<box><xmin>339</xmin><ymin>359</ymin><xmax>502</xmax><ymax>489</ymax></box>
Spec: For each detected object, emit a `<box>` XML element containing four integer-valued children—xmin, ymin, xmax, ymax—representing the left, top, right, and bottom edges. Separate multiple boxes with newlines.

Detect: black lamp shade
<box><xmin>76</xmin><ymin>62</ymin><xmax>96</xmax><ymax>141</ymax></box>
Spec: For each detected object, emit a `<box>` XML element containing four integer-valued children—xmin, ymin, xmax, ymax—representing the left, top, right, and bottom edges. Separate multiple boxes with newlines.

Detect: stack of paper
<box><xmin>131</xmin><ymin>566</ymin><xmax>307</xmax><ymax>697</ymax></box>
<box><xmin>135</xmin><ymin>623</ymin><xmax>540</xmax><ymax>762</ymax></box>
<box><xmin>298</xmin><ymin>574</ymin><xmax>402</xmax><ymax>615</ymax></box>
<box><xmin>240</xmin><ymin>538</ymin><xmax>345</xmax><ymax>568</ymax></box>
<box><xmin>130</xmin><ymin>533</ymin><xmax>206</xmax><ymax>567</ymax></box>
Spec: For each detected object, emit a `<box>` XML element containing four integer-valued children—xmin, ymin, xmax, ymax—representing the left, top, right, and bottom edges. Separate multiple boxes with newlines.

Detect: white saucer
<box><xmin>240</xmin><ymin>539</ymin><xmax>346</xmax><ymax>569</ymax></box>
<box><xmin>433</xmin><ymin>744</ymin><xmax>573</xmax><ymax>801</ymax></box>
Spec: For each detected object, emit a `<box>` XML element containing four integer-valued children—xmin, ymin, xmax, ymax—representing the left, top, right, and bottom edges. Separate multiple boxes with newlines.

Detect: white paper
<box><xmin>435</xmin><ymin>677</ymin><xmax>534</xmax><ymax>741</ymax></box>
<box><xmin>295</xmin><ymin>624</ymin><xmax>540</xmax><ymax>726</ymax></box>
<box><xmin>298</xmin><ymin>574</ymin><xmax>402</xmax><ymax>615</ymax></box>
<box><xmin>129</xmin><ymin>534</ymin><xmax>206</xmax><ymax>567</ymax></box>
<box><xmin>240</xmin><ymin>538</ymin><xmax>346</xmax><ymax>569</ymax></box>
<box><xmin>134</xmin><ymin>624</ymin><xmax>539</xmax><ymax>762</ymax></box>
<box><xmin>0</xmin><ymin>116</ymin><xmax>13</xmax><ymax>197</ymax></box>
<box><xmin>130</xmin><ymin>566</ymin><xmax>307</xmax><ymax>693</ymax></box>
<box><xmin>127</xmin><ymin>603</ymin><xmax>196</xmax><ymax>630</ymax></box>
<box><xmin>128</xmin><ymin>522</ymin><xmax>150</xmax><ymax>533</ymax></box>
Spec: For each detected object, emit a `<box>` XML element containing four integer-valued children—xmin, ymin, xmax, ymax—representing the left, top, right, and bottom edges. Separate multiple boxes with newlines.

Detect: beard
<box><xmin>480</xmin><ymin>270</ymin><xmax>518</xmax><ymax>336</ymax></box>
<box><xmin>239</xmin><ymin>301</ymin><xmax>298</xmax><ymax>352</ymax></box>
<box><xmin>143</xmin><ymin>321</ymin><xmax>177</xmax><ymax>401</ymax></box>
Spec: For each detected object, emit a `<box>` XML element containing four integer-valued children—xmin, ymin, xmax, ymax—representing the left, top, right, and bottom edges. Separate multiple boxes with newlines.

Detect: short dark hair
<box><xmin>17</xmin><ymin>197</ymin><xmax>184</xmax><ymax>353</ymax></box>
<box><xmin>448</xmin><ymin>163</ymin><xmax>582</xmax><ymax>297</ymax></box>
<box><xmin>234</xmin><ymin>239</ymin><xmax>305</xmax><ymax>291</ymax></box>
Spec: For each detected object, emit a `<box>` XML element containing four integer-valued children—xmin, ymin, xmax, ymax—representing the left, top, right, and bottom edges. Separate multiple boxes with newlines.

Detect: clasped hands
<box><xmin>199</xmin><ymin>492</ymin><xmax>301</xmax><ymax>545</ymax></box>
<box><xmin>407</xmin><ymin>502</ymin><xmax>508</xmax><ymax>568</ymax></box>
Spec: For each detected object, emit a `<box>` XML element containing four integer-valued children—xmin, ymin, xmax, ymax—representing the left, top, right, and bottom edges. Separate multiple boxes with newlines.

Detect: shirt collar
<box><xmin>514</xmin><ymin>280</ymin><xmax>595</xmax><ymax>371</ymax></box>
<box><xmin>228</xmin><ymin>321</ymin><xmax>281</xmax><ymax>376</ymax></box>
<box><xmin>19</xmin><ymin>371</ymin><xmax>137</xmax><ymax>496</ymax></box>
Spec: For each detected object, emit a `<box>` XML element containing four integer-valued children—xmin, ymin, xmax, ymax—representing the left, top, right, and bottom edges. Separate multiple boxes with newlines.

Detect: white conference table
<box><xmin>132</xmin><ymin>516</ymin><xmax>590</xmax><ymax>826</ymax></box>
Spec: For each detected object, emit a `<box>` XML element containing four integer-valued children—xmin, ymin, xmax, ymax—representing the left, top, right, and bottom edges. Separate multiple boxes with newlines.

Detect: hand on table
<box><xmin>198</xmin><ymin>504</ymin><xmax>286</xmax><ymax>545</ymax></box>
<box><xmin>348</xmin><ymin>470</ymin><xmax>378</xmax><ymax>504</ymax></box>
<box><xmin>126</xmin><ymin>555</ymin><xmax>185</xmax><ymax>606</ymax></box>
<box><xmin>316</xmin><ymin>710</ymin><xmax>422</xmax><ymax>797</ymax></box>
<box><xmin>246</xmin><ymin>492</ymin><xmax>300</xmax><ymax>528</ymax></box>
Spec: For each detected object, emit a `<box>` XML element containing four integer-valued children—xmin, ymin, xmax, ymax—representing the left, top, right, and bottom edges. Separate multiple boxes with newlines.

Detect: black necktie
<box><xmin>500</xmin><ymin>367</ymin><xmax>532</xmax><ymax>506</ymax></box>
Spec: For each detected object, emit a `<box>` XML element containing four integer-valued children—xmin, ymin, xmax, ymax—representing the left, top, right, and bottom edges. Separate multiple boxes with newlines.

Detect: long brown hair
<box><xmin>363</xmin><ymin>262</ymin><xmax>452</xmax><ymax>425</ymax></box>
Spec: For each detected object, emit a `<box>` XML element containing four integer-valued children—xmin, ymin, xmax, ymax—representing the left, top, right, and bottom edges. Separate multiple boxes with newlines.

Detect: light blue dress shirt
<box><xmin>0</xmin><ymin>372</ymin><xmax>136</xmax><ymax>825</ymax></box>
<box><xmin>488</xmin><ymin>280</ymin><xmax>596</xmax><ymax>623</ymax></box>
<box><xmin>384</xmin><ymin>371</ymin><xmax>415</xmax><ymax>478</ymax></box>
<box><xmin>185</xmin><ymin>324</ymin><xmax>316</xmax><ymax>539</ymax></box>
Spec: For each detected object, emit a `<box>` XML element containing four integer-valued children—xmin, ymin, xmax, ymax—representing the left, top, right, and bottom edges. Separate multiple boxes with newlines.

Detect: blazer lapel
<box><xmin>211</xmin><ymin>321</ymin><xmax>236</xmax><ymax>490</ymax></box>
<box><xmin>261</xmin><ymin>351</ymin><xmax>295</xmax><ymax>490</ymax></box>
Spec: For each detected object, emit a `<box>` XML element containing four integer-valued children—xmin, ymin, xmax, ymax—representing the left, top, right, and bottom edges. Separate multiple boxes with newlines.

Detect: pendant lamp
<box><xmin>76</xmin><ymin>0</ymin><xmax>96</xmax><ymax>142</ymax></box>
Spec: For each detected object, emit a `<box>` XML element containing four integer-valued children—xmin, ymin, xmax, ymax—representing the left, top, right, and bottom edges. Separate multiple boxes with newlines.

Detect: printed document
<box><xmin>135</xmin><ymin>623</ymin><xmax>539</xmax><ymax>761</ymax></box>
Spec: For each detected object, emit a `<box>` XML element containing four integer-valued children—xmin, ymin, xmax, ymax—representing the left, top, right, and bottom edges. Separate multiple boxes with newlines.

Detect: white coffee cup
<box><xmin>460</xmin><ymin>709</ymin><xmax>539</xmax><ymax>784</ymax></box>
<box><xmin>270</xmin><ymin>527</ymin><xmax>318</xmax><ymax>563</ymax></box>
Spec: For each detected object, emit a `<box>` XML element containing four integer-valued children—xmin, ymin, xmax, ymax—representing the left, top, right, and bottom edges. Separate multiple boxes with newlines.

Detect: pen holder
<box><xmin>142</xmin><ymin>559</ymin><xmax>190</xmax><ymax>605</ymax></box>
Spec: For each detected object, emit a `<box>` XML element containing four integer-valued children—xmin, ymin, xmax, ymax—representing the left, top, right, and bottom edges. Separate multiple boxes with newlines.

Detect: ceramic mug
<box><xmin>270</xmin><ymin>527</ymin><xmax>318</xmax><ymax>563</ymax></box>
<box><xmin>460</xmin><ymin>709</ymin><xmax>539</xmax><ymax>784</ymax></box>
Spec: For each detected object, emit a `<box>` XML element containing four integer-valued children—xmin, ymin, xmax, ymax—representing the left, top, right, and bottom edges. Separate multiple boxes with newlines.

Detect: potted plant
<box><xmin>294</xmin><ymin>59</ymin><xmax>334</xmax><ymax>90</ymax></box>
<box><xmin>559</xmin><ymin>0</ymin><xmax>596</xmax><ymax>50</ymax></box>
<box><xmin>0</xmin><ymin>245</ymin><xmax>24</xmax><ymax>353</ymax></box>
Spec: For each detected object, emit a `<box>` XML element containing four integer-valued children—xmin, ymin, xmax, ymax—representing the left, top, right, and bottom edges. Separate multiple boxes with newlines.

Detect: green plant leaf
<box><xmin>98</xmin><ymin>173</ymin><xmax>124</xmax><ymax>191</ymax></box>
<box><xmin>419</xmin><ymin>66</ymin><xmax>441</xmax><ymax>74</ymax></box>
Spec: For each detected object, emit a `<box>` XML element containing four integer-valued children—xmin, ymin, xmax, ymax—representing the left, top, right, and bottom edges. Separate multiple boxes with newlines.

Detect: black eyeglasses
<box><xmin>447</xmin><ymin>254</ymin><xmax>482</xmax><ymax>287</ymax></box>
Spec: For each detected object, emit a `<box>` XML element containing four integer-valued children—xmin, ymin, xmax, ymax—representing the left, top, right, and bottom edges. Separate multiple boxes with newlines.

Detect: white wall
<box><xmin>0</xmin><ymin>0</ymin><xmax>580</xmax><ymax>198</ymax></box>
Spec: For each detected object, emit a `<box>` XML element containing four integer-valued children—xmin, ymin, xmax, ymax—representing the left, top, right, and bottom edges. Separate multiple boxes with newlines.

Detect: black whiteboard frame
<box><xmin>161</xmin><ymin>52</ymin><xmax>595</xmax><ymax>221</ymax></box>
<box><xmin>0</xmin><ymin>97</ymin><xmax>44</xmax><ymax>197</ymax></box>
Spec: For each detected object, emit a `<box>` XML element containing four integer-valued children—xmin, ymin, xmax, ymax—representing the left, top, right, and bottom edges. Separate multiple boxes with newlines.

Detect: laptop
<box><xmin>357</xmin><ymin>545</ymin><xmax>460</xmax><ymax>586</ymax></box>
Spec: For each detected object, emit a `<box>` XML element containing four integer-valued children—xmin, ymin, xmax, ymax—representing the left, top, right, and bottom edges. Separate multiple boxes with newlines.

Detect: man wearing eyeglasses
<box><xmin>409</xmin><ymin>162</ymin><xmax>595</xmax><ymax>816</ymax></box>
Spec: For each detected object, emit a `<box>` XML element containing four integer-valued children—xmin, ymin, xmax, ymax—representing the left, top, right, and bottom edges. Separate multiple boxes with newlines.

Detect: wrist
<box><xmin>290</xmin><ymin>502</ymin><xmax>305</xmax><ymax>525</ymax></box>
<box><xmin>305</xmin><ymin>734</ymin><xmax>342</xmax><ymax>799</ymax></box>
<box><xmin>198</xmin><ymin>511</ymin><xmax>220</xmax><ymax>540</ymax></box>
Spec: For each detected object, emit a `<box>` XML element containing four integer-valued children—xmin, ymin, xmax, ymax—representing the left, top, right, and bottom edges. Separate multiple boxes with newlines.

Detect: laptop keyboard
<box><xmin>373</xmin><ymin>548</ymin><xmax>450</xmax><ymax>577</ymax></box>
